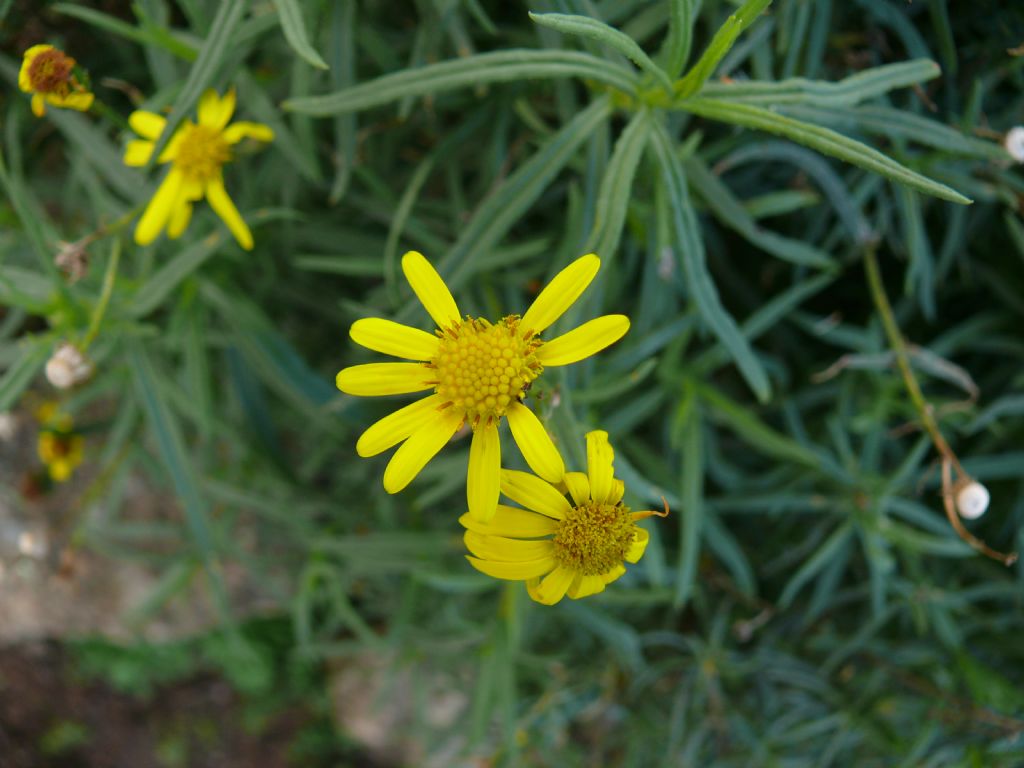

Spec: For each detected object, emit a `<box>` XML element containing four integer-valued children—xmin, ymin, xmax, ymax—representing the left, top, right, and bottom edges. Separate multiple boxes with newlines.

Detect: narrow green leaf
<box><xmin>283</xmin><ymin>50</ymin><xmax>637</xmax><ymax>116</ymax></box>
<box><xmin>271</xmin><ymin>0</ymin><xmax>328</xmax><ymax>69</ymax></box>
<box><xmin>652</xmin><ymin>125</ymin><xmax>772</xmax><ymax>402</ymax></box>
<box><xmin>778</xmin><ymin>522</ymin><xmax>854</xmax><ymax>607</ymax></box>
<box><xmin>673</xmin><ymin>390</ymin><xmax>704</xmax><ymax>609</ymax></box>
<box><xmin>52</xmin><ymin>2</ymin><xmax>197</xmax><ymax>60</ymax></box>
<box><xmin>678</xmin><ymin>97</ymin><xmax>972</xmax><ymax>204</ymax></box>
<box><xmin>144</xmin><ymin>0</ymin><xmax>249</xmax><ymax>170</ymax></box>
<box><xmin>658</xmin><ymin>0</ymin><xmax>697</xmax><ymax>78</ymax></box>
<box><xmin>0</xmin><ymin>339</ymin><xmax>49</xmax><ymax>411</ymax></box>
<box><xmin>528</xmin><ymin>12</ymin><xmax>674</xmax><ymax>93</ymax></box>
<box><xmin>129</xmin><ymin>233</ymin><xmax>224</xmax><ymax>318</ymax></box>
<box><xmin>676</xmin><ymin>0</ymin><xmax>773</xmax><ymax>98</ymax></box>
<box><xmin>698</xmin><ymin>59</ymin><xmax>940</xmax><ymax>106</ymax></box>
<box><xmin>585</xmin><ymin>109</ymin><xmax>652</xmax><ymax>259</ymax></box>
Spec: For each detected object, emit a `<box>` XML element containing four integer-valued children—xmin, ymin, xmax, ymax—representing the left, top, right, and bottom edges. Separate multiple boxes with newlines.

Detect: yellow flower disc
<box><xmin>175</xmin><ymin>124</ymin><xmax>231</xmax><ymax>182</ymax></box>
<box><xmin>431</xmin><ymin>315</ymin><xmax>542</xmax><ymax>426</ymax></box>
<box><xmin>553</xmin><ymin>501</ymin><xmax>636</xmax><ymax>576</ymax></box>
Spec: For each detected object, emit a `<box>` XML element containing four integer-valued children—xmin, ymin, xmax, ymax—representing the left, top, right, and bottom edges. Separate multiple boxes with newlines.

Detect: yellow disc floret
<box><xmin>26</xmin><ymin>47</ymin><xmax>75</xmax><ymax>93</ymax></box>
<box><xmin>431</xmin><ymin>315</ymin><xmax>542</xmax><ymax>426</ymax></box>
<box><xmin>553</xmin><ymin>501</ymin><xmax>636</xmax><ymax>576</ymax></box>
<box><xmin>174</xmin><ymin>123</ymin><xmax>231</xmax><ymax>182</ymax></box>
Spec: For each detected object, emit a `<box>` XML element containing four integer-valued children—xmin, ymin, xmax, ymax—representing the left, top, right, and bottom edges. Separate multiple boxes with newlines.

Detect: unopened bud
<box><xmin>0</xmin><ymin>412</ymin><xmax>15</xmax><ymax>441</ymax></box>
<box><xmin>956</xmin><ymin>481</ymin><xmax>990</xmax><ymax>520</ymax></box>
<box><xmin>45</xmin><ymin>343</ymin><xmax>93</xmax><ymax>389</ymax></box>
<box><xmin>1005</xmin><ymin>127</ymin><xmax>1024</xmax><ymax>163</ymax></box>
<box><xmin>55</xmin><ymin>239</ymin><xmax>90</xmax><ymax>283</ymax></box>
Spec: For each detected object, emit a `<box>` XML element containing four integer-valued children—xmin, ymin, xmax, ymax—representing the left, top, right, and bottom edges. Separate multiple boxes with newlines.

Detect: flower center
<box><xmin>175</xmin><ymin>124</ymin><xmax>231</xmax><ymax>182</ymax></box>
<box><xmin>553</xmin><ymin>501</ymin><xmax>635</xmax><ymax>576</ymax></box>
<box><xmin>431</xmin><ymin>316</ymin><xmax>542</xmax><ymax>425</ymax></box>
<box><xmin>28</xmin><ymin>49</ymin><xmax>74</xmax><ymax>94</ymax></box>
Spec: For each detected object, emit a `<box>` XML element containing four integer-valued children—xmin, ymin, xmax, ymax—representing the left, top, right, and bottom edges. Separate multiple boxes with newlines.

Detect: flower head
<box><xmin>35</xmin><ymin>403</ymin><xmax>83</xmax><ymax>483</ymax></box>
<box><xmin>461</xmin><ymin>430</ymin><xmax>665</xmax><ymax>605</ymax></box>
<box><xmin>125</xmin><ymin>88</ymin><xmax>274</xmax><ymax>250</ymax></box>
<box><xmin>45</xmin><ymin>342</ymin><xmax>93</xmax><ymax>389</ymax></box>
<box><xmin>18</xmin><ymin>45</ymin><xmax>94</xmax><ymax>117</ymax></box>
<box><xmin>1005</xmin><ymin>126</ymin><xmax>1024</xmax><ymax>164</ymax></box>
<box><xmin>336</xmin><ymin>252</ymin><xmax>630</xmax><ymax>521</ymax></box>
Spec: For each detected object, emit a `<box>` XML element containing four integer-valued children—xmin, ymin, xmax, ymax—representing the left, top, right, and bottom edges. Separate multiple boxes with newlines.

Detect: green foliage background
<box><xmin>2</xmin><ymin>0</ymin><xmax>1024</xmax><ymax>764</ymax></box>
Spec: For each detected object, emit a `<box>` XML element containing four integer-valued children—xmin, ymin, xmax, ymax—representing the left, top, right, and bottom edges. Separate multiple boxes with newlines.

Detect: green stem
<box><xmin>89</xmin><ymin>97</ymin><xmax>130</xmax><ymax>131</ymax></box>
<box><xmin>81</xmin><ymin>238</ymin><xmax>120</xmax><ymax>351</ymax></box>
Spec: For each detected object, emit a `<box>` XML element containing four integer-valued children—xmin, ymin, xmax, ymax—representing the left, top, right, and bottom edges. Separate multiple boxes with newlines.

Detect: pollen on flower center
<box><xmin>175</xmin><ymin>124</ymin><xmax>231</xmax><ymax>181</ymax></box>
<box><xmin>28</xmin><ymin>49</ymin><xmax>74</xmax><ymax>93</ymax></box>
<box><xmin>431</xmin><ymin>315</ymin><xmax>542</xmax><ymax>425</ymax></box>
<box><xmin>553</xmin><ymin>501</ymin><xmax>635</xmax><ymax>576</ymax></box>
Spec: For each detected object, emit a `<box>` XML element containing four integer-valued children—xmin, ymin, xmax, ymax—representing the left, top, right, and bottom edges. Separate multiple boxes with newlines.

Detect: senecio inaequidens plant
<box><xmin>9</xmin><ymin>0</ymin><xmax>1018</xmax><ymax>617</ymax></box>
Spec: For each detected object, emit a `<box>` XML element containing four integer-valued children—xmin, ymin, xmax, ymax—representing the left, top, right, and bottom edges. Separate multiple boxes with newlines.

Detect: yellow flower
<box><xmin>18</xmin><ymin>44</ymin><xmax>94</xmax><ymax>117</ymax></box>
<box><xmin>336</xmin><ymin>251</ymin><xmax>630</xmax><ymax>521</ymax></box>
<box><xmin>124</xmin><ymin>88</ymin><xmax>274</xmax><ymax>250</ymax></box>
<box><xmin>35</xmin><ymin>405</ymin><xmax>84</xmax><ymax>483</ymax></box>
<box><xmin>461</xmin><ymin>430</ymin><xmax>665</xmax><ymax>605</ymax></box>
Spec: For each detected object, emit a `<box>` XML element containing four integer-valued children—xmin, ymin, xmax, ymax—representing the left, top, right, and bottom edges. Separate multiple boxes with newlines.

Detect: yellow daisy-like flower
<box><xmin>336</xmin><ymin>251</ymin><xmax>630</xmax><ymax>521</ymax></box>
<box><xmin>35</xmin><ymin>404</ymin><xmax>84</xmax><ymax>483</ymax></box>
<box><xmin>124</xmin><ymin>88</ymin><xmax>274</xmax><ymax>250</ymax></box>
<box><xmin>18</xmin><ymin>44</ymin><xmax>94</xmax><ymax>117</ymax></box>
<box><xmin>461</xmin><ymin>430</ymin><xmax>666</xmax><ymax>605</ymax></box>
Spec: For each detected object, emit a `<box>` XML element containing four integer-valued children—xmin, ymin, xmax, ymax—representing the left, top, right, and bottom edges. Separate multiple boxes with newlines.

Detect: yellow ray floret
<box><xmin>335</xmin><ymin>251</ymin><xmax>631</xmax><ymax>521</ymax></box>
<box><xmin>124</xmin><ymin>88</ymin><xmax>274</xmax><ymax>250</ymax></box>
<box><xmin>19</xmin><ymin>44</ymin><xmax>94</xmax><ymax>117</ymax></box>
<box><xmin>461</xmin><ymin>430</ymin><xmax>666</xmax><ymax>605</ymax></box>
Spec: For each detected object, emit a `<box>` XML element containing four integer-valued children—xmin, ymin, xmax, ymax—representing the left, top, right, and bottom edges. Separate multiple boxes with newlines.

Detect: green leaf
<box><xmin>676</xmin><ymin>0</ymin><xmax>773</xmax><ymax>98</ymax></box>
<box><xmin>779</xmin><ymin>522</ymin><xmax>855</xmax><ymax>607</ymax></box>
<box><xmin>528</xmin><ymin>12</ymin><xmax>674</xmax><ymax>93</ymax></box>
<box><xmin>678</xmin><ymin>97</ymin><xmax>972</xmax><ymax>204</ymax></box>
<box><xmin>652</xmin><ymin>125</ymin><xmax>772</xmax><ymax>402</ymax></box>
<box><xmin>697</xmin><ymin>59</ymin><xmax>940</xmax><ymax>106</ymax></box>
<box><xmin>283</xmin><ymin>50</ymin><xmax>637</xmax><ymax>115</ymax></box>
<box><xmin>52</xmin><ymin>2</ymin><xmax>197</xmax><ymax>60</ymax></box>
<box><xmin>144</xmin><ymin>0</ymin><xmax>249</xmax><ymax>170</ymax></box>
<box><xmin>271</xmin><ymin>0</ymin><xmax>328</xmax><ymax>69</ymax></box>
<box><xmin>673</xmin><ymin>389</ymin><xmax>704</xmax><ymax>609</ymax></box>
<box><xmin>658</xmin><ymin>0</ymin><xmax>697</xmax><ymax>78</ymax></box>
<box><xmin>129</xmin><ymin>232</ymin><xmax>225</xmax><ymax>318</ymax></box>
<box><xmin>0</xmin><ymin>339</ymin><xmax>49</xmax><ymax>411</ymax></box>
<box><xmin>585</xmin><ymin>109</ymin><xmax>652</xmax><ymax>259</ymax></box>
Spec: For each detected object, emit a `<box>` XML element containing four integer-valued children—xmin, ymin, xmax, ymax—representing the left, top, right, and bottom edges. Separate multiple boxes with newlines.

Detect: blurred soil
<box><xmin>0</xmin><ymin>640</ymin><xmax>311</xmax><ymax>768</ymax></box>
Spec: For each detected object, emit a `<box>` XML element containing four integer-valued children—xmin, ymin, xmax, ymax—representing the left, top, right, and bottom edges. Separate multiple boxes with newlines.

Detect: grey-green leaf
<box><xmin>271</xmin><ymin>0</ymin><xmax>328</xmax><ymax>69</ymax></box>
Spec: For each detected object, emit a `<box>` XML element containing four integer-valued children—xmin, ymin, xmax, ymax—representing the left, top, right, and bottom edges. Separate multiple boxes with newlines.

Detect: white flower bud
<box><xmin>45</xmin><ymin>343</ymin><xmax>93</xmax><ymax>389</ymax></box>
<box><xmin>956</xmin><ymin>481</ymin><xmax>990</xmax><ymax>520</ymax></box>
<box><xmin>1005</xmin><ymin>126</ymin><xmax>1024</xmax><ymax>163</ymax></box>
<box><xmin>0</xmin><ymin>411</ymin><xmax>15</xmax><ymax>442</ymax></box>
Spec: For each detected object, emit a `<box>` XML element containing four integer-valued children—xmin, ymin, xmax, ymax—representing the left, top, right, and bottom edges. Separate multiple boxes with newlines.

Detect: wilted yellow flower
<box><xmin>35</xmin><ymin>403</ymin><xmax>84</xmax><ymax>483</ymax></box>
<box><xmin>336</xmin><ymin>251</ymin><xmax>630</xmax><ymax>521</ymax></box>
<box><xmin>125</xmin><ymin>88</ymin><xmax>274</xmax><ymax>250</ymax></box>
<box><xmin>18</xmin><ymin>44</ymin><xmax>94</xmax><ymax>117</ymax></box>
<box><xmin>461</xmin><ymin>430</ymin><xmax>664</xmax><ymax>605</ymax></box>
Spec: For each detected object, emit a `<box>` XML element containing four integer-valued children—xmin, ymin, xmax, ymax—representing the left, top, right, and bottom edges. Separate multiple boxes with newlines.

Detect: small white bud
<box><xmin>956</xmin><ymin>481</ymin><xmax>990</xmax><ymax>520</ymax></box>
<box><xmin>1005</xmin><ymin>126</ymin><xmax>1024</xmax><ymax>163</ymax></box>
<box><xmin>0</xmin><ymin>411</ymin><xmax>15</xmax><ymax>442</ymax></box>
<box><xmin>45</xmin><ymin>342</ymin><xmax>93</xmax><ymax>389</ymax></box>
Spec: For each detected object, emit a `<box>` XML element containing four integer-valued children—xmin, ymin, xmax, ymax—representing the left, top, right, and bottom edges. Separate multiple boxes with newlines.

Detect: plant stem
<box><xmin>81</xmin><ymin>238</ymin><xmax>120</xmax><ymax>351</ymax></box>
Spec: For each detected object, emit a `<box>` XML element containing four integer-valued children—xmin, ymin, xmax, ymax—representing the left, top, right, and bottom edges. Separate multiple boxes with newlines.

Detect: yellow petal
<box><xmin>401</xmin><ymin>251</ymin><xmax>461</xmax><ymax>330</ymax></box>
<box><xmin>467</xmin><ymin>556</ymin><xmax>555</xmax><ymax>581</ymax></box>
<box><xmin>223</xmin><ymin>121</ymin><xmax>275</xmax><ymax>144</ymax></box>
<box><xmin>167</xmin><ymin>201</ymin><xmax>193</xmax><ymax>239</ymax></box>
<box><xmin>382</xmin><ymin>409</ymin><xmax>463</xmax><ymax>493</ymax></box>
<box><xmin>609</xmin><ymin>478</ymin><xmax>625</xmax><ymax>506</ymax></box>
<box><xmin>506</xmin><ymin>402</ymin><xmax>564</xmax><ymax>484</ymax></box>
<box><xmin>349</xmin><ymin>318</ymin><xmax>439</xmax><ymax>360</ymax></box>
<box><xmin>533</xmin><ymin>565</ymin><xmax>575</xmax><ymax>605</ymax></box>
<box><xmin>206</xmin><ymin>175</ymin><xmax>253</xmax><ymax>250</ymax></box>
<box><xmin>520</xmin><ymin>253</ymin><xmax>600</xmax><ymax>335</ymax></box>
<box><xmin>526</xmin><ymin>577</ymin><xmax>543</xmax><ymax>602</ymax></box>
<box><xmin>124</xmin><ymin>139</ymin><xmax>155</xmax><ymax>167</ymax></box>
<box><xmin>500</xmin><ymin>469</ymin><xmax>572</xmax><ymax>520</ymax></box>
<box><xmin>563</xmin><ymin>471</ymin><xmax>590</xmax><ymax>506</ymax></box>
<box><xmin>467</xmin><ymin>421</ymin><xmax>501</xmax><ymax>521</ymax></box>
<box><xmin>336</xmin><ymin>362</ymin><xmax>434</xmax><ymax>396</ymax></box>
<box><xmin>458</xmin><ymin>505</ymin><xmax>558</xmax><ymax>537</ymax></box>
<box><xmin>586</xmin><ymin>430</ymin><xmax>615</xmax><ymax>504</ymax></box>
<box><xmin>50</xmin><ymin>91</ymin><xmax>93</xmax><ymax>112</ymax></box>
<box><xmin>129</xmin><ymin>110</ymin><xmax>167</xmax><ymax>140</ymax></box>
<box><xmin>625</xmin><ymin>528</ymin><xmax>649</xmax><ymax>563</ymax></box>
<box><xmin>537</xmin><ymin>315</ymin><xmax>630</xmax><ymax>367</ymax></box>
<box><xmin>31</xmin><ymin>93</ymin><xmax>46</xmax><ymax>117</ymax></box>
<box><xmin>463</xmin><ymin>531</ymin><xmax>553</xmax><ymax>562</ymax></box>
<box><xmin>567</xmin><ymin>574</ymin><xmax>606</xmax><ymax>599</ymax></box>
<box><xmin>600</xmin><ymin>564</ymin><xmax>627</xmax><ymax>584</ymax></box>
<box><xmin>135</xmin><ymin>169</ymin><xmax>184</xmax><ymax>246</ymax></box>
<box><xmin>19</xmin><ymin>45</ymin><xmax>53</xmax><ymax>91</ymax></box>
<box><xmin>356</xmin><ymin>394</ymin><xmax>445</xmax><ymax>457</ymax></box>
<box><xmin>198</xmin><ymin>87</ymin><xmax>235</xmax><ymax>130</ymax></box>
